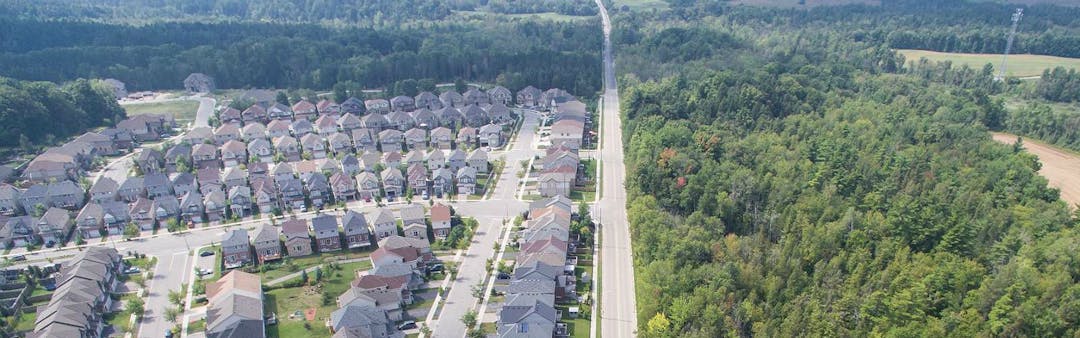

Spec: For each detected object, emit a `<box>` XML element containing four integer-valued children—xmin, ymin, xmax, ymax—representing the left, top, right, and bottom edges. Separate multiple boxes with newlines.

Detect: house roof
<box><xmin>221</xmin><ymin>229</ymin><xmax>249</xmax><ymax>248</ymax></box>
<box><xmin>457</xmin><ymin>166</ymin><xmax>477</xmax><ymax>178</ymax></box>
<box><xmin>342</xmin><ymin>210</ymin><xmax>369</xmax><ymax>235</ymax></box>
<box><xmin>311</xmin><ymin>214</ymin><xmax>338</xmax><ymax>234</ymax></box>
<box><xmin>252</xmin><ymin>225</ymin><xmax>278</xmax><ymax>244</ymax></box>
<box><xmin>267</xmin><ymin>119</ymin><xmax>292</xmax><ymax>132</ymax></box>
<box><xmin>398</xmin><ymin>204</ymin><xmax>425</xmax><ymax>221</ymax></box>
<box><xmin>192</xmin><ymin>143</ymin><xmax>216</xmax><ymax>157</ymax></box>
<box><xmin>376</xmin><ymin>235</ymin><xmax>430</xmax><ymax>251</ymax></box>
<box><xmin>370</xmin><ymin>208</ymin><xmax>396</xmax><ymax>225</ymax></box>
<box><xmin>280</xmin><ymin>219</ymin><xmax>309</xmax><ymax>237</ymax></box>
<box><xmin>430</xmin><ymin>204</ymin><xmax>451</xmax><ymax>223</ymax></box>
<box><xmin>292</xmin><ymin>99</ymin><xmax>316</xmax><ymax>113</ymax></box>
<box><xmin>89</xmin><ymin>177</ymin><xmax>118</xmax><ymax>195</ymax></box>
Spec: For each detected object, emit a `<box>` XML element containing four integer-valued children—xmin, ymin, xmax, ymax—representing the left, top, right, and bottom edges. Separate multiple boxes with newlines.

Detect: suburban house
<box><xmin>31</xmin><ymin>247</ymin><xmax>121</xmax><ymax>338</ymax></box>
<box><xmin>456</xmin><ymin>167</ymin><xmax>478</xmax><ymax>195</ymax></box>
<box><xmin>205</xmin><ymin>271</ymin><xmax>266</xmax><ymax>338</ymax></box>
<box><xmin>439</xmin><ymin>90</ymin><xmax>464</xmax><ymax>108</ymax></box>
<box><xmin>312</xmin><ymin>214</ymin><xmax>342</xmax><ymax>252</ymax></box>
<box><xmin>273</xmin><ymin>136</ymin><xmax>301</xmax><ymax>162</ymax></box>
<box><xmin>1</xmin><ymin>217</ymin><xmax>37</xmax><ymax>247</ymax></box>
<box><xmin>463</xmin><ymin>88</ymin><xmax>489</xmax><ymax>106</ymax></box>
<box><xmin>281</xmin><ymin>219</ymin><xmax>313</xmax><ymax>257</ymax></box>
<box><xmin>300</xmin><ymin>133</ymin><xmax>327</xmax><ymax>159</ymax></box>
<box><xmin>390</xmin><ymin>95</ymin><xmax>415</xmax><ymax>112</ymax></box>
<box><xmin>241</xmin><ymin>122</ymin><xmax>267</xmax><ymax>142</ymax></box>
<box><xmin>304</xmin><ymin>173</ymin><xmax>331</xmax><ymax>207</ymax></box>
<box><xmin>37</xmin><ymin>207</ymin><xmax>71</xmax><ymax>246</ymax></box>
<box><xmin>143</xmin><ymin>173</ymin><xmax>173</xmax><ymax>199</ymax></box>
<box><xmin>351</xmin><ymin>128</ymin><xmax>378</xmax><ymax>152</ymax></box>
<box><xmin>220</xmin><ymin>140</ymin><xmax>248</xmax><ymax>167</ymax></box>
<box><xmin>268</xmin><ymin>102</ymin><xmax>293</xmax><ymax>121</ymax></box>
<box><xmin>404</xmin><ymin>128</ymin><xmax>427</xmax><ymax>150</ymax></box>
<box><xmin>75</xmin><ymin>203</ymin><xmax>105</xmax><ymax>239</ymax></box>
<box><xmin>382</xmin><ymin>151</ymin><xmax>402</xmax><ymax>169</ymax></box>
<box><xmin>487</xmin><ymin>103</ymin><xmax>513</xmax><ymax>124</ymax></box>
<box><xmin>136</xmin><ymin>148</ymin><xmax>164</xmax><ymax>174</ymax></box>
<box><xmin>328</xmin><ymin>302</ymin><xmax>395</xmax><ymax>337</ymax></box>
<box><xmin>203</xmin><ymin>190</ymin><xmax>227</xmax><ymax>222</ymax></box>
<box><xmin>267</xmin><ymin>119</ymin><xmax>292</xmax><ymax>138</ymax></box>
<box><xmin>462</xmin><ymin>104</ymin><xmax>489</xmax><ymax>128</ymax></box>
<box><xmin>197</xmin><ymin>167</ymin><xmax>223</xmax><ymax>195</ymax></box>
<box><xmin>241</xmin><ymin>104</ymin><xmax>268</xmax><ymax>124</ymax></box>
<box><xmin>387</xmin><ymin>111</ymin><xmax>414</xmax><ymax>131</ymax></box>
<box><xmin>129</xmin><ymin>197</ymin><xmax>155</xmax><ymax>230</ymax></box>
<box><xmin>456</xmin><ymin>127</ymin><xmax>477</xmax><ymax>149</ymax></box>
<box><xmin>467</xmin><ymin>149</ymin><xmax>489</xmax><ymax>174</ymax></box>
<box><xmin>152</xmin><ymin>196</ymin><xmax>180</xmax><ymax>225</ymax></box>
<box><xmin>369</xmin><ymin>209</ymin><xmax>398</xmax><ymax>241</ymax></box>
<box><xmin>479</xmin><ymin>124</ymin><xmax>504</xmax><ymax>148</ymax></box>
<box><xmin>550</xmin><ymin>119</ymin><xmax>585</xmax><ymax>151</ymax></box>
<box><xmin>19</xmin><ymin>184</ymin><xmax>49</xmax><ymax>212</ymax></box>
<box><xmin>252</xmin><ymin>179</ymin><xmax>280</xmax><ymax>213</ymax></box>
<box><xmin>378</xmin><ymin>130</ymin><xmax>404</xmax><ymax>153</ymax></box>
<box><xmin>214</xmin><ymin>123</ymin><xmax>241</xmax><ymax>145</ymax></box>
<box><xmin>517</xmin><ymin>86</ymin><xmax>542</xmax><ymax>107</ymax></box>
<box><xmin>222</xmin><ymin>229</ymin><xmax>253</xmax><ymax>269</ymax></box>
<box><xmin>407</xmin><ymin>164</ymin><xmax>428</xmax><ymax>196</ymax></box>
<box><xmin>425</xmin><ymin>150</ymin><xmax>446</xmax><ymax>172</ymax></box>
<box><xmin>342</xmin><ymin>210</ymin><xmax>372</xmax><ymax>249</ymax></box>
<box><xmin>447</xmin><ymin>149</ymin><xmax>467</xmax><ymax>172</ymax></box>
<box><xmin>430</xmin><ymin>127</ymin><xmax>453</xmax><ymax>149</ymax></box>
<box><xmin>330</xmin><ymin>172</ymin><xmax>357</xmax><ymax>203</ymax></box>
<box><xmin>278</xmin><ymin>178</ymin><xmax>305</xmax><ymax>210</ymax></box>
<box><xmin>404</xmin><ymin>150</ymin><xmax>425</xmax><ymax>168</ymax></box>
<box><xmin>171</xmin><ymin>172</ymin><xmax>198</xmax><ymax>198</ymax></box>
<box><xmin>219</xmin><ymin>107</ymin><xmax>242</xmax><ymax>123</ymax></box>
<box><xmin>355</xmin><ymin>172</ymin><xmax>381</xmax><ymax>202</ymax></box>
<box><xmin>538</xmin><ymin>166</ymin><xmax>576</xmax><ymax>198</ymax></box>
<box><xmin>228</xmin><ymin>186</ymin><xmax>252</xmax><ymax>218</ymax></box>
<box><xmin>0</xmin><ymin>184</ymin><xmax>22</xmax><ymax>215</ymax></box>
<box><xmin>365</xmin><ymin>99</ymin><xmax>390</xmax><ymax>114</ymax></box>
<box><xmin>340</xmin><ymin>97</ymin><xmax>366</xmax><ymax>115</ymax></box>
<box><xmin>411</xmin><ymin>108</ymin><xmax>437</xmax><ymax>129</ymax></box>
<box><xmin>399</xmin><ymin>204</ymin><xmax>426</xmax><ymax>228</ymax></box>
<box><xmin>164</xmin><ymin>144</ymin><xmax>192</xmax><ymax>173</ymax></box>
<box><xmin>415</xmin><ymin>91</ymin><xmax>442</xmax><ymax>110</ymax></box>
<box><xmin>373</xmin><ymin>236</ymin><xmax>434</xmax><ymax>271</ymax></box>
<box><xmin>431</xmin><ymin>168</ymin><xmax>454</xmax><ymax>197</ymax></box>
<box><xmin>222</xmin><ymin>167</ymin><xmax>247</xmax><ymax>191</ymax></box>
<box><xmin>488</xmin><ymin>86</ymin><xmax>513</xmax><ymax>105</ymax></box>
<box><xmin>292</xmin><ymin>100</ymin><xmax>318</xmax><ymax>120</ymax></box>
<box><xmin>430</xmin><ymin>204</ymin><xmax>452</xmax><ymax>239</ymax></box>
<box><xmin>191</xmin><ymin>143</ymin><xmax>219</xmax><ymax>169</ymax></box>
<box><xmin>360</xmin><ymin>113</ymin><xmax>389</xmax><ymax>131</ymax></box>
<box><xmin>252</xmin><ymin>225</ymin><xmax>282</xmax><ymax>264</ymax></box>
<box><xmin>435</xmin><ymin>106</ymin><xmax>462</xmax><ymax>127</ymax></box>
<box><xmin>380</xmin><ymin>168</ymin><xmax>404</xmax><ymax>200</ymax></box>
<box><xmin>246</xmin><ymin>138</ymin><xmax>274</xmax><ymax>163</ymax></box>
<box><xmin>328</xmin><ymin>132</ymin><xmax>353</xmax><ymax>156</ymax></box>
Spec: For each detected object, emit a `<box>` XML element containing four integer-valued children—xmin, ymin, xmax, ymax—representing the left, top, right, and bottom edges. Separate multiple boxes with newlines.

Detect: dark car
<box><xmin>397</xmin><ymin>321</ymin><xmax>417</xmax><ymax>330</ymax></box>
<box><xmin>200</xmin><ymin>250</ymin><xmax>214</xmax><ymax>257</ymax></box>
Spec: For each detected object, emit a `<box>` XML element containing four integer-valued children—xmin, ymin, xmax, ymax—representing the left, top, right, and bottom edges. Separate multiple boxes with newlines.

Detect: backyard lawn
<box><xmin>265</xmin><ymin>261</ymin><xmax>371</xmax><ymax>338</ymax></box>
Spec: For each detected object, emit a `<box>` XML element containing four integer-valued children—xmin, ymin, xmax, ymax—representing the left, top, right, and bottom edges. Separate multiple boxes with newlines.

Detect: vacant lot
<box><xmin>122</xmin><ymin>100</ymin><xmax>199</xmax><ymax>124</ymax></box>
<box><xmin>898</xmin><ymin>49</ymin><xmax>1080</xmax><ymax>78</ymax></box>
<box><xmin>614</xmin><ymin>0</ymin><xmax>670</xmax><ymax>11</ymax></box>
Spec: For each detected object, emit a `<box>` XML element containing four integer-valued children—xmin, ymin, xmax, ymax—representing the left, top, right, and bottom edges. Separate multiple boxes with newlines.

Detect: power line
<box><xmin>997</xmin><ymin>8</ymin><xmax>1024</xmax><ymax>81</ymax></box>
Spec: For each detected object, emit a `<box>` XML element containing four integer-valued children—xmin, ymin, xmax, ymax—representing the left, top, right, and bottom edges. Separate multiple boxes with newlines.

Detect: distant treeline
<box><xmin>0</xmin><ymin>18</ymin><xmax>602</xmax><ymax>95</ymax></box>
<box><xmin>0</xmin><ymin>77</ymin><xmax>125</xmax><ymax>148</ymax></box>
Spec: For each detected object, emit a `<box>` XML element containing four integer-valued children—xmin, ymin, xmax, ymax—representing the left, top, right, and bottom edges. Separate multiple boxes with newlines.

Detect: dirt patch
<box><xmin>992</xmin><ymin>132</ymin><xmax>1080</xmax><ymax>209</ymax></box>
<box><xmin>304</xmin><ymin>307</ymin><xmax>316</xmax><ymax>321</ymax></box>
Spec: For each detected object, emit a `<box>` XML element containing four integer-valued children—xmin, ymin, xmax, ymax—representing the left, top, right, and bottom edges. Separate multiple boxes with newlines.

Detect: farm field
<box><xmin>898</xmin><ymin>49</ymin><xmax>1080</xmax><ymax>77</ymax></box>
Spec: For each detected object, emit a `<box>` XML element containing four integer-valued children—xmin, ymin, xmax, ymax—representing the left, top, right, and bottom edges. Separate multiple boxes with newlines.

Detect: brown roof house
<box><xmin>430</xmin><ymin>204</ymin><xmax>452</xmax><ymax>239</ymax></box>
<box><xmin>281</xmin><ymin>219</ymin><xmax>313</xmax><ymax>257</ymax></box>
<box><xmin>430</xmin><ymin>127</ymin><xmax>453</xmax><ymax>150</ymax></box>
<box><xmin>330</xmin><ymin>172</ymin><xmax>357</xmax><ymax>203</ymax></box>
<box><xmin>205</xmin><ymin>270</ymin><xmax>266</xmax><ymax>338</ymax></box>
<box><xmin>488</xmin><ymin>86</ymin><xmax>513</xmax><ymax>106</ymax></box>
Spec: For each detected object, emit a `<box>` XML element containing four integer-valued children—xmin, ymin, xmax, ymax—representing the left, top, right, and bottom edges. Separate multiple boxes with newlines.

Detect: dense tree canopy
<box><xmin>617</xmin><ymin>2</ymin><xmax>1080</xmax><ymax>337</ymax></box>
<box><xmin>0</xmin><ymin>77</ymin><xmax>125</xmax><ymax>147</ymax></box>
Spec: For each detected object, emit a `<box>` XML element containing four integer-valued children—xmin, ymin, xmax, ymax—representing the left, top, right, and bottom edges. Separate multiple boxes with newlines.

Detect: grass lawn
<box><xmin>29</xmin><ymin>285</ymin><xmax>51</xmax><ymax>297</ymax></box>
<box><xmin>13</xmin><ymin>311</ymin><xmax>35</xmax><ymax>332</ymax></box>
<box><xmin>265</xmin><ymin>260</ymin><xmax>373</xmax><ymax>338</ymax></box>
<box><xmin>897</xmin><ymin>49</ymin><xmax>1080</xmax><ymax>77</ymax></box>
<box><xmin>615</xmin><ymin>0</ymin><xmax>670</xmax><ymax>11</ymax></box>
<box><xmin>260</xmin><ymin>250</ymin><xmax>373</xmax><ymax>282</ymax></box>
<box><xmin>564</xmin><ymin>316</ymin><xmax>591</xmax><ymax>338</ymax></box>
<box><xmin>570</xmin><ymin>189</ymin><xmax>596</xmax><ymax>202</ymax></box>
<box><xmin>122</xmin><ymin>100</ymin><xmax>199</xmax><ymax>124</ymax></box>
<box><xmin>480</xmin><ymin>322</ymin><xmax>497</xmax><ymax>334</ymax></box>
<box><xmin>104</xmin><ymin>294</ymin><xmax>141</xmax><ymax>332</ymax></box>
<box><xmin>187</xmin><ymin>318</ymin><xmax>206</xmax><ymax>333</ymax></box>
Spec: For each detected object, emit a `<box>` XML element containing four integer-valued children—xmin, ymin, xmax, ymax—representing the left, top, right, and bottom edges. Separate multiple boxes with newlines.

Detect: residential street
<box><xmin>595</xmin><ymin>0</ymin><xmax>640</xmax><ymax>337</ymax></box>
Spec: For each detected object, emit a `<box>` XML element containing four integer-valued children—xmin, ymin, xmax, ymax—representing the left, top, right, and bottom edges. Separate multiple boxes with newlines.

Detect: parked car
<box><xmin>200</xmin><ymin>250</ymin><xmax>214</xmax><ymax>257</ymax></box>
<box><xmin>197</xmin><ymin>268</ymin><xmax>213</xmax><ymax>276</ymax></box>
<box><xmin>124</xmin><ymin>267</ymin><xmax>141</xmax><ymax>274</ymax></box>
<box><xmin>397</xmin><ymin>321</ymin><xmax>417</xmax><ymax>330</ymax></box>
<box><xmin>9</xmin><ymin>255</ymin><xmax>25</xmax><ymax>261</ymax></box>
<box><xmin>428</xmin><ymin>263</ymin><xmax>444</xmax><ymax>273</ymax></box>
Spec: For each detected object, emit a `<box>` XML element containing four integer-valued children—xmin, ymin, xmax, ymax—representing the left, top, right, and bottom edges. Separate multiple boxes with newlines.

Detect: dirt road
<box><xmin>992</xmin><ymin>132</ymin><xmax>1080</xmax><ymax>209</ymax></box>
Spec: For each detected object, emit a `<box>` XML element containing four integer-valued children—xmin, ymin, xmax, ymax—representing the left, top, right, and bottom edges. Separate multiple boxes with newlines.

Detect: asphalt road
<box><xmin>595</xmin><ymin>0</ymin><xmax>640</xmax><ymax>337</ymax></box>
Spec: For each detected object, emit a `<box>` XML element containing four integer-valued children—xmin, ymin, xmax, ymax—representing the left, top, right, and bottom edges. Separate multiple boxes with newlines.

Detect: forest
<box><xmin>0</xmin><ymin>77</ymin><xmax>125</xmax><ymax>148</ymax></box>
<box><xmin>0</xmin><ymin>17</ymin><xmax>602</xmax><ymax>95</ymax></box>
<box><xmin>616</xmin><ymin>2</ymin><xmax>1080</xmax><ymax>337</ymax></box>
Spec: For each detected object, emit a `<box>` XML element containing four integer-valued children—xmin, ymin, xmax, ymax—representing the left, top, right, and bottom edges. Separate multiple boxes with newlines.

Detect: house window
<box><xmin>519</xmin><ymin>323</ymin><xmax>528</xmax><ymax>333</ymax></box>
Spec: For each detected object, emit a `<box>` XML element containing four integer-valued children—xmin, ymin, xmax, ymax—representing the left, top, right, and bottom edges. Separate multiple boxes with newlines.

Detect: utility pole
<box><xmin>998</xmin><ymin>8</ymin><xmax>1024</xmax><ymax>81</ymax></box>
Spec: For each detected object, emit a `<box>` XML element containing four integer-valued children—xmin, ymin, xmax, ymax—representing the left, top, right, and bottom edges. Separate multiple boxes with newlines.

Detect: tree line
<box><xmin>0</xmin><ymin>18</ymin><xmax>602</xmax><ymax>96</ymax></box>
<box><xmin>0</xmin><ymin>77</ymin><xmax>126</xmax><ymax>148</ymax></box>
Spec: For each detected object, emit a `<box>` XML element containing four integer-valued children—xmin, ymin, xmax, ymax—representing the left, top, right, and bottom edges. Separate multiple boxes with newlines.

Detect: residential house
<box><xmin>359</xmin><ymin>151</ymin><xmax>381</xmax><ymax>172</ymax></box>
<box><xmin>360</xmin><ymin>113</ymin><xmax>389</xmax><ymax>131</ymax></box>
<box><xmin>203</xmin><ymin>190</ymin><xmax>227</xmax><ymax>222</ymax></box>
<box><xmin>386</xmin><ymin>111</ymin><xmax>414</xmax><ymax>131</ymax></box>
<box><xmin>381</xmin><ymin>152</ymin><xmax>401</xmax><ymax>170</ymax></box>
<box><xmin>456</xmin><ymin>167</ymin><xmax>478</xmax><ymax>195</ymax></box>
<box><xmin>36</xmin><ymin>207</ymin><xmax>71</xmax><ymax>246</ymax></box>
<box><xmin>19</xmin><ymin>184</ymin><xmax>48</xmax><ymax>212</ymax></box>
<box><xmin>340</xmin><ymin>97</ymin><xmax>366</xmax><ymax>115</ymax></box>
<box><xmin>248</xmin><ymin>162</ymin><xmax>269</xmax><ymax>181</ymax></box>
<box><xmin>538</xmin><ymin>166</ymin><xmax>575</xmax><ymax>198</ymax></box>
<box><xmin>171</xmin><ymin>172</ymin><xmax>198</xmax><ymax>197</ymax></box>
<box><xmin>479</xmin><ymin>123</ymin><xmax>504</xmax><ymax>148</ymax></box>
<box><xmin>318</xmin><ymin>158</ymin><xmax>342</xmax><ymax>175</ymax></box>
<box><xmin>271</xmin><ymin>162</ymin><xmax>294</xmax><ymax>183</ymax></box>
<box><xmin>411</xmin><ymin>108</ymin><xmax>437</xmax><ymax>128</ymax></box>
<box><xmin>75</xmin><ymin>203</ymin><xmax>104</xmax><ymax>239</ymax></box>
<box><xmin>180</xmin><ymin>191</ymin><xmax>204</xmax><ymax>223</ymax></box>
<box><xmin>467</xmin><ymin>149</ymin><xmax>489</xmax><ymax>174</ymax></box>
<box><xmin>487</xmin><ymin>102</ymin><xmax>513</xmax><ymax>124</ymax></box>
<box><xmin>241</xmin><ymin>123</ymin><xmax>267</xmax><ymax>142</ymax></box>
<box><xmin>252</xmin><ymin>225</ymin><xmax>282</xmax><ymax>264</ymax></box>
<box><xmin>23</xmin><ymin>154</ymin><xmax>75</xmax><ymax>183</ymax></box>
<box><xmin>355</xmin><ymin>172</ymin><xmax>380</xmax><ymax>202</ymax></box>
<box><xmin>342</xmin><ymin>210</ymin><xmax>371</xmax><ymax>249</ymax></box>
<box><xmin>267</xmin><ymin>102</ymin><xmax>293</xmax><ymax>121</ymax></box>
<box><xmin>241</xmin><ymin>104</ymin><xmax>268</xmax><ymax>124</ymax></box>
<box><xmin>267</xmin><ymin>119</ymin><xmax>292</xmax><ymax>138</ymax></box>
<box><xmin>301</xmin><ymin>133</ymin><xmax>327</xmax><ymax>159</ymax></box>
<box><xmin>431</xmin><ymin>168</ymin><xmax>453</xmax><ymax>197</ymax></box>
<box><xmin>318</xmin><ymin>99</ymin><xmax>341</xmax><ymax>116</ymax></box>
<box><xmin>488</xmin><ymin>86</ymin><xmax>512</xmax><ymax>105</ymax></box>
<box><xmin>88</xmin><ymin>177</ymin><xmax>118</xmax><ymax>204</ymax></box>
<box><xmin>100</xmin><ymin>201</ymin><xmax>130</xmax><ymax>236</ymax></box>
<box><xmin>496</xmin><ymin>297</ymin><xmax>558</xmax><ymax>337</ymax></box>
<box><xmin>378</xmin><ymin>130</ymin><xmax>404</xmax><ymax>153</ymax></box>
<box><xmin>293</xmin><ymin>118</ymin><xmax>316</xmax><ymax>137</ymax></box>
<box><xmin>31</xmin><ymin>247</ymin><xmax>123</xmax><ymax>338</ymax></box>
<box><xmin>407</xmin><ymin>164</ymin><xmax>427</xmax><ymax>196</ymax></box>
<box><xmin>164</xmin><ymin>144</ymin><xmax>192</xmax><ymax>173</ymax></box>
<box><xmin>218</xmin><ymin>107</ymin><xmax>242</xmax><ymax>124</ymax></box>
<box><xmin>373</xmin><ymin>235</ymin><xmax>433</xmax><ymax>270</ymax></box>
<box><xmin>328</xmin><ymin>132</ymin><xmax>353</xmax><ymax>156</ymax></box>
<box><xmin>550</xmin><ymin>119</ymin><xmax>585</xmax><ymax>150</ymax></box>
<box><xmin>281</xmin><ymin>219</ymin><xmax>313</xmax><ymax>257</ymax></box>
<box><xmin>414</xmin><ymin>92</ymin><xmax>442</xmax><ymax>110</ymax></box>
<box><xmin>152</xmin><ymin>196</ymin><xmax>180</xmax><ymax>226</ymax></box>
<box><xmin>463</xmin><ymin>88</ymin><xmax>490</xmax><ymax>106</ymax></box>
<box><xmin>404</xmin><ymin>150</ymin><xmax>425</xmax><ymax>168</ymax></box>
<box><xmin>435</xmin><ymin>107</ymin><xmax>462</xmax><ymax>127</ymax></box>
<box><xmin>330</xmin><ymin>172</ymin><xmax>357</xmax><ymax>202</ymax></box>
<box><xmin>390</xmin><ymin>96</ymin><xmax>415</xmax><ymax>112</ymax></box>
<box><xmin>213</xmin><ymin>123</ymin><xmax>241</xmax><ymax>145</ymax></box>
<box><xmin>425</xmin><ymin>150</ymin><xmax>446</xmax><ymax>172</ymax></box>
<box><xmin>74</xmin><ymin>132</ymin><xmax>116</xmax><ymax>156</ymax></box>
<box><xmin>369</xmin><ymin>209</ymin><xmax>397</xmax><ymax>241</ymax></box>
<box><xmin>197</xmin><ymin>167</ymin><xmax>223</xmax><ymax>195</ymax></box>
<box><xmin>439</xmin><ymin>90</ymin><xmax>464</xmax><ymax>108</ymax></box>
<box><xmin>1</xmin><ymin>217</ymin><xmax>36</xmax><ymax>247</ymax></box>
<box><xmin>136</xmin><ymin>149</ymin><xmax>164</xmax><ymax>174</ymax></box>
<box><xmin>219</xmin><ymin>139</ymin><xmax>247</xmax><ymax>166</ymax></box>
<box><xmin>101</xmin><ymin>127</ymin><xmax>134</xmax><ymax>150</ymax></box>
<box><xmin>222</xmin><ymin>229</ymin><xmax>253</xmax><ymax>269</ymax></box>
<box><xmin>430</xmin><ymin>204</ymin><xmax>452</xmax><ymax>239</ymax></box>
<box><xmin>446</xmin><ymin>149</ymin><xmax>467</xmax><ymax>172</ymax></box>
<box><xmin>461</xmin><ymin>104</ymin><xmax>489</xmax><ymax>128</ymax></box>
<box><xmin>228</xmin><ymin>186</ymin><xmax>252</xmax><ymax>218</ymax></box>
<box><xmin>403</xmin><ymin>128</ymin><xmax>427</xmax><ymax>150</ymax></box>
<box><xmin>143</xmin><ymin>173</ymin><xmax>173</xmax><ymax>199</ymax></box>
<box><xmin>516</xmin><ymin>86</ymin><xmax>543</xmax><ymax>107</ymax></box>
<box><xmin>456</xmin><ymin>127</ymin><xmax>477</xmax><ymax>149</ymax></box>
<box><xmin>304</xmin><ymin>173</ymin><xmax>330</xmax><ymax>208</ymax></box>
<box><xmin>252</xmin><ymin>179</ymin><xmax>280</xmax><ymax>213</ymax></box>
<box><xmin>204</xmin><ymin>270</ymin><xmax>266</xmax><ymax>338</ymax></box>
<box><xmin>399</xmin><ymin>204</ymin><xmax>426</xmax><ymax>227</ymax></box>
<box><xmin>430</xmin><ymin>127</ymin><xmax>452</xmax><ymax>149</ymax></box>
<box><xmin>342</xmin><ymin>154</ymin><xmax>361</xmax><ymax>176</ymax></box>
<box><xmin>247</xmin><ymin>138</ymin><xmax>274</xmax><ymax>163</ymax></box>
<box><xmin>0</xmin><ymin>184</ymin><xmax>20</xmax><ymax>216</ymax></box>
<box><xmin>364</xmin><ymin>99</ymin><xmax>390</xmax><ymax>114</ymax></box>
<box><xmin>312</xmin><ymin>214</ymin><xmax>341</xmax><ymax>252</ymax></box>
<box><xmin>312</xmin><ymin>114</ymin><xmax>338</xmax><ymax>135</ymax></box>
<box><xmin>45</xmin><ymin>180</ymin><xmax>84</xmax><ymax>210</ymax></box>
<box><xmin>292</xmin><ymin>100</ymin><xmax>318</xmax><ymax>121</ymax></box>
<box><xmin>328</xmin><ymin>303</ymin><xmax>395</xmax><ymax>336</ymax></box>
<box><xmin>339</xmin><ymin>275</ymin><xmax>410</xmax><ymax>321</ymax></box>
<box><xmin>278</xmin><ymin>178</ymin><xmax>305</xmax><ymax>210</ymax></box>
<box><xmin>191</xmin><ymin>143</ymin><xmax>219</xmax><ymax>169</ymax></box>
<box><xmin>380</xmin><ymin>168</ymin><xmax>404</xmax><ymax>200</ymax></box>
<box><xmin>273</xmin><ymin>136</ymin><xmax>301</xmax><ymax>162</ymax></box>
<box><xmin>351</xmin><ymin>128</ymin><xmax>378</xmax><ymax>152</ymax></box>
<box><xmin>129</xmin><ymin>197</ymin><xmax>155</xmax><ymax>230</ymax></box>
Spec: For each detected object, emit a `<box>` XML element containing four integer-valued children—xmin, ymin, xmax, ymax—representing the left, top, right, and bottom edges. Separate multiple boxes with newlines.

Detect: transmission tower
<box><xmin>997</xmin><ymin>8</ymin><xmax>1024</xmax><ymax>81</ymax></box>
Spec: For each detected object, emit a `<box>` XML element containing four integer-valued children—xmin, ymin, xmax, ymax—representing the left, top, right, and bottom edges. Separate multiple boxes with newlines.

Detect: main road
<box><xmin>594</xmin><ymin>0</ymin><xmax>639</xmax><ymax>337</ymax></box>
